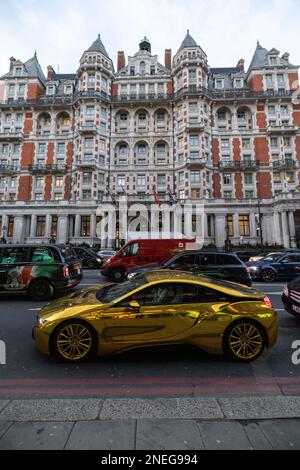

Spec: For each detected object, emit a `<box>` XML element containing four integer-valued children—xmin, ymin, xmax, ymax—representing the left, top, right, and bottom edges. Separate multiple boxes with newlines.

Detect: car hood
<box><xmin>38</xmin><ymin>284</ymin><xmax>112</xmax><ymax>322</ymax></box>
<box><xmin>128</xmin><ymin>263</ymin><xmax>163</xmax><ymax>274</ymax></box>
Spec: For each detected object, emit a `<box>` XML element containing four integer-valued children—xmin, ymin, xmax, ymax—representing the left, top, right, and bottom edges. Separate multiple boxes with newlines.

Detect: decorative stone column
<box><xmin>74</xmin><ymin>214</ymin><xmax>81</xmax><ymax>238</ymax></box>
<box><xmin>215</xmin><ymin>214</ymin><xmax>226</xmax><ymax>249</ymax></box>
<box><xmin>30</xmin><ymin>214</ymin><xmax>37</xmax><ymax>238</ymax></box>
<box><xmin>12</xmin><ymin>216</ymin><xmax>25</xmax><ymax>243</ymax></box>
<box><xmin>57</xmin><ymin>215</ymin><xmax>68</xmax><ymax>244</ymax></box>
<box><xmin>288</xmin><ymin>211</ymin><xmax>297</xmax><ymax>248</ymax></box>
<box><xmin>273</xmin><ymin>212</ymin><xmax>282</xmax><ymax>246</ymax></box>
<box><xmin>281</xmin><ymin>211</ymin><xmax>290</xmax><ymax>248</ymax></box>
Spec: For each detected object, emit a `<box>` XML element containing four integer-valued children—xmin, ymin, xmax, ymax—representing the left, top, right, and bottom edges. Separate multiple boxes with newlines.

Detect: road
<box><xmin>0</xmin><ymin>270</ymin><xmax>300</xmax><ymax>399</ymax></box>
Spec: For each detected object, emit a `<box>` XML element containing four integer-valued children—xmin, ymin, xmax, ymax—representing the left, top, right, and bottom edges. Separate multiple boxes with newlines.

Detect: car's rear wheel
<box><xmin>111</xmin><ymin>268</ymin><xmax>125</xmax><ymax>282</ymax></box>
<box><xmin>223</xmin><ymin>320</ymin><xmax>265</xmax><ymax>362</ymax></box>
<box><xmin>28</xmin><ymin>279</ymin><xmax>53</xmax><ymax>301</ymax></box>
<box><xmin>261</xmin><ymin>269</ymin><xmax>277</xmax><ymax>282</ymax></box>
<box><xmin>51</xmin><ymin>320</ymin><xmax>98</xmax><ymax>362</ymax></box>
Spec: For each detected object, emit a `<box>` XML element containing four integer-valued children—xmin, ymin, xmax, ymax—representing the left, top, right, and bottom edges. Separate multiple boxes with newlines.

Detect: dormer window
<box><xmin>64</xmin><ymin>85</ymin><xmax>73</xmax><ymax>95</ymax></box>
<box><xmin>14</xmin><ymin>67</ymin><xmax>23</xmax><ymax>76</ymax></box>
<box><xmin>215</xmin><ymin>79</ymin><xmax>224</xmax><ymax>89</ymax></box>
<box><xmin>46</xmin><ymin>85</ymin><xmax>55</xmax><ymax>95</ymax></box>
<box><xmin>150</xmin><ymin>65</ymin><xmax>155</xmax><ymax>75</ymax></box>
<box><xmin>269</xmin><ymin>56</ymin><xmax>278</xmax><ymax>66</ymax></box>
<box><xmin>234</xmin><ymin>78</ymin><xmax>243</xmax><ymax>88</ymax></box>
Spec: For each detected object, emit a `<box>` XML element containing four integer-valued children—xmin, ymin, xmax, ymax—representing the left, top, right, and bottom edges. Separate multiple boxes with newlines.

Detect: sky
<box><xmin>0</xmin><ymin>0</ymin><xmax>299</xmax><ymax>76</ymax></box>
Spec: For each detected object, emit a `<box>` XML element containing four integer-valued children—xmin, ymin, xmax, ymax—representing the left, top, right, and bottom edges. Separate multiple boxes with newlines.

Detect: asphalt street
<box><xmin>0</xmin><ymin>270</ymin><xmax>300</xmax><ymax>399</ymax></box>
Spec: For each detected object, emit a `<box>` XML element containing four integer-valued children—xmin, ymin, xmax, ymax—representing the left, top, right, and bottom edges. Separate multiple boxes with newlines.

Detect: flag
<box><xmin>153</xmin><ymin>185</ymin><xmax>161</xmax><ymax>208</ymax></box>
<box><xmin>167</xmin><ymin>189</ymin><xmax>178</xmax><ymax>206</ymax></box>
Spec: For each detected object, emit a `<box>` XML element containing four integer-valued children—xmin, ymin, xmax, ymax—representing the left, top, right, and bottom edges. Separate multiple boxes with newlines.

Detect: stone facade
<box><xmin>0</xmin><ymin>33</ymin><xmax>300</xmax><ymax>249</ymax></box>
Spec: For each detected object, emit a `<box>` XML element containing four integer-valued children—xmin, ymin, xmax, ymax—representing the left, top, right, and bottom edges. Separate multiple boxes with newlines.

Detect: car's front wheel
<box><xmin>223</xmin><ymin>320</ymin><xmax>266</xmax><ymax>362</ymax></box>
<box><xmin>28</xmin><ymin>279</ymin><xmax>54</xmax><ymax>301</ymax></box>
<box><xmin>111</xmin><ymin>268</ymin><xmax>125</xmax><ymax>282</ymax></box>
<box><xmin>261</xmin><ymin>268</ymin><xmax>277</xmax><ymax>282</ymax></box>
<box><xmin>51</xmin><ymin>320</ymin><xmax>98</xmax><ymax>362</ymax></box>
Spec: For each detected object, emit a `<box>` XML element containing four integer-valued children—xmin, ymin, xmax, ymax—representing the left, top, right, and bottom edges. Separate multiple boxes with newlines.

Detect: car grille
<box><xmin>290</xmin><ymin>289</ymin><xmax>300</xmax><ymax>305</ymax></box>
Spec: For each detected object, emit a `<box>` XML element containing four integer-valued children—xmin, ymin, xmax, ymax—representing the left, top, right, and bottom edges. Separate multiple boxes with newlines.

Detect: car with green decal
<box><xmin>0</xmin><ymin>244</ymin><xmax>82</xmax><ymax>300</ymax></box>
<box><xmin>126</xmin><ymin>252</ymin><xmax>252</xmax><ymax>287</ymax></box>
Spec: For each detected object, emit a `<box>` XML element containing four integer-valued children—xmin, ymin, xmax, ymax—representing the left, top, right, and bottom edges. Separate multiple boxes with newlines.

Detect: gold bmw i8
<box><xmin>33</xmin><ymin>271</ymin><xmax>277</xmax><ymax>363</ymax></box>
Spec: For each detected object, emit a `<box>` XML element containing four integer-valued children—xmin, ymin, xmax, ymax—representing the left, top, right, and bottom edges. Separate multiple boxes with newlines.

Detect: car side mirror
<box><xmin>128</xmin><ymin>300</ymin><xmax>140</xmax><ymax>311</ymax></box>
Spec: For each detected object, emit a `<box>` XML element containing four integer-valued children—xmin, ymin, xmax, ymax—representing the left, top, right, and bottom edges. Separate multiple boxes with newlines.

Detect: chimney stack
<box><xmin>282</xmin><ymin>52</ymin><xmax>289</xmax><ymax>62</ymax></box>
<box><xmin>165</xmin><ymin>49</ymin><xmax>172</xmax><ymax>70</ymax></box>
<box><xmin>237</xmin><ymin>58</ymin><xmax>245</xmax><ymax>72</ymax></box>
<box><xmin>9</xmin><ymin>57</ymin><xmax>16</xmax><ymax>71</ymax></box>
<box><xmin>47</xmin><ymin>65</ymin><xmax>55</xmax><ymax>81</ymax></box>
<box><xmin>117</xmin><ymin>51</ymin><xmax>125</xmax><ymax>72</ymax></box>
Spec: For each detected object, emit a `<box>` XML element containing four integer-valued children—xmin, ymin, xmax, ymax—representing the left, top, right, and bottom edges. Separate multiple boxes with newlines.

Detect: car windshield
<box><xmin>60</xmin><ymin>246</ymin><xmax>78</xmax><ymax>262</ymax></box>
<box><xmin>262</xmin><ymin>253</ymin><xmax>283</xmax><ymax>262</ymax></box>
<box><xmin>96</xmin><ymin>275</ymin><xmax>147</xmax><ymax>303</ymax></box>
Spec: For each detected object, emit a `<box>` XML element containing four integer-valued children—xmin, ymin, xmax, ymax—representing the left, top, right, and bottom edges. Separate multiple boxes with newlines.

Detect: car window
<box><xmin>117</xmin><ymin>282</ymin><xmax>200</xmax><ymax>306</ymax></box>
<box><xmin>60</xmin><ymin>246</ymin><xmax>78</xmax><ymax>262</ymax></box>
<box><xmin>1</xmin><ymin>247</ymin><xmax>28</xmax><ymax>264</ymax></box>
<box><xmin>217</xmin><ymin>254</ymin><xmax>242</xmax><ymax>265</ymax></box>
<box><xmin>168</xmin><ymin>254</ymin><xmax>197</xmax><ymax>268</ymax></box>
<box><xmin>198</xmin><ymin>286</ymin><xmax>231</xmax><ymax>302</ymax></box>
<box><xmin>121</xmin><ymin>243</ymin><xmax>140</xmax><ymax>257</ymax></box>
<box><xmin>283</xmin><ymin>255</ymin><xmax>300</xmax><ymax>263</ymax></box>
<box><xmin>199</xmin><ymin>254</ymin><xmax>216</xmax><ymax>265</ymax></box>
<box><xmin>31</xmin><ymin>248</ymin><xmax>55</xmax><ymax>263</ymax></box>
<box><xmin>263</xmin><ymin>253</ymin><xmax>282</xmax><ymax>262</ymax></box>
<box><xmin>97</xmin><ymin>275</ymin><xmax>147</xmax><ymax>303</ymax></box>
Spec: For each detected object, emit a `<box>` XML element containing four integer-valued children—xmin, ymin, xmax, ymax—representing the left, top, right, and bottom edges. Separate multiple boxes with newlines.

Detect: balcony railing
<box><xmin>111</xmin><ymin>93</ymin><xmax>173</xmax><ymax>103</ymax></box>
<box><xmin>273</xmin><ymin>158</ymin><xmax>296</xmax><ymax>170</ymax></box>
<box><xmin>76</xmin><ymin>159</ymin><xmax>97</xmax><ymax>168</ymax></box>
<box><xmin>267</xmin><ymin>124</ymin><xmax>297</xmax><ymax>134</ymax></box>
<box><xmin>28</xmin><ymin>164</ymin><xmax>68</xmax><ymax>173</ymax></box>
<box><xmin>219</xmin><ymin>160</ymin><xmax>260</xmax><ymax>170</ymax></box>
<box><xmin>0</xmin><ymin>132</ymin><xmax>24</xmax><ymax>141</ymax></box>
<box><xmin>0</xmin><ymin>164</ymin><xmax>20</xmax><ymax>174</ymax></box>
<box><xmin>186</xmin><ymin>157</ymin><xmax>209</xmax><ymax>168</ymax></box>
<box><xmin>78</xmin><ymin>125</ymin><xmax>97</xmax><ymax>134</ymax></box>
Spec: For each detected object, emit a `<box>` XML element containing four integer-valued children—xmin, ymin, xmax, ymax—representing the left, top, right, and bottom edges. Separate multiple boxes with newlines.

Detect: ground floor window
<box><xmin>36</xmin><ymin>216</ymin><xmax>46</xmax><ymax>237</ymax></box>
<box><xmin>81</xmin><ymin>216</ymin><xmax>90</xmax><ymax>237</ymax></box>
<box><xmin>7</xmin><ymin>216</ymin><xmax>14</xmax><ymax>238</ymax></box>
<box><xmin>226</xmin><ymin>215</ymin><xmax>233</xmax><ymax>237</ymax></box>
<box><xmin>239</xmin><ymin>214</ymin><xmax>250</xmax><ymax>237</ymax></box>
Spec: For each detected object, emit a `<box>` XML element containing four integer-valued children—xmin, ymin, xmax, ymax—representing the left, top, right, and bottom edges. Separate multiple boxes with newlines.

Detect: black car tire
<box><xmin>111</xmin><ymin>268</ymin><xmax>125</xmax><ymax>282</ymax></box>
<box><xmin>223</xmin><ymin>319</ymin><xmax>266</xmax><ymax>362</ymax></box>
<box><xmin>28</xmin><ymin>279</ymin><xmax>54</xmax><ymax>301</ymax></box>
<box><xmin>87</xmin><ymin>260</ymin><xmax>97</xmax><ymax>269</ymax></box>
<box><xmin>261</xmin><ymin>269</ymin><xmax>277</xmax><ymax>282</ymax></box>
<box><xmin>50</xmin><ymin>320</ymin><xmax>98</xmax><ymax>362</ymax></box>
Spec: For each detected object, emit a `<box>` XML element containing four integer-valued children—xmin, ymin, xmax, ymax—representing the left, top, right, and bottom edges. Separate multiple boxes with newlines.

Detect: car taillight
<box><xmin>246</xmin><ymin>267</ymin><xmax>250</xmax><ymax>273</ymax></box>
<box><xmin>263</xmin><ymin>296</ymin><xmax>272</xmax><ymax>308</ymax></box>
<box><xmin>63</xmin><ymin>266</ymin><xmax>70</xmax><ymax>278</ymax></box>
<box><xmin>283</xmin><ymin>286</ymin><xmax>289</xmax><ymax>297</ymax></box>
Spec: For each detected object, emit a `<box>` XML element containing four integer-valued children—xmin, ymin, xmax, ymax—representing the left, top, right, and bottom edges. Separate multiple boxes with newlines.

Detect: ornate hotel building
<box><xmin>0</xmin><ymin>32</ymin><xmax>300</xmax><ymax>248</ymax></box>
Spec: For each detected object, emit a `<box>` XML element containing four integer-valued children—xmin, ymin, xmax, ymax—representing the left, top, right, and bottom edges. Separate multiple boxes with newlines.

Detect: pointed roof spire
<box><xmin>24</xmin><ymin>52</ymin><xmax>46</xmax><ymax>84</ymax></box>
<box><xmin>177</xmin><ymin>29</ymin><xmax>198</xmax><ymax>54</ymax></box>
<box><xmin>87</xmin><ymin>34</ymin><xmax>110</xmax><ymax>59</ymax></box>
<box><xmin>248</xmin><ymin>41</ymin><xmax>268</xmax><ymax>73</ymax></box>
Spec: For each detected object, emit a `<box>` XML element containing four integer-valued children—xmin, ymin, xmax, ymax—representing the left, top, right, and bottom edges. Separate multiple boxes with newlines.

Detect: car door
<box><xmin>0</xmin><ymin>246</ymin><xmax>30</xmax><ymax>291</ymax></box>
<box><xmin>101</xmin><ymin>281</ymin><xmax>204</xmax><ymax>344</ymax></box>
<box><xmin>278</xmin><ymin>254</ymin><xmax>300</xmax><ymax>280</ymax></box>
<box><xmin>196</xmin><ymin>253</ymin><xmax>222</xmax><ymax>279</ymax></box>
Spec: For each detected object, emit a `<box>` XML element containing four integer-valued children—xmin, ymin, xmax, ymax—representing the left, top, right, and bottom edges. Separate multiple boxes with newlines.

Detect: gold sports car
<box><xmin>33</xmin><ymin>271</ymin><xmax>278</xmax><ymax>363</ymax></box>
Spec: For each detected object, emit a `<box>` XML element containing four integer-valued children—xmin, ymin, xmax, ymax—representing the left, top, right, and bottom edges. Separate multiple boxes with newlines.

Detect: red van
<box><xmin>101</xmin><ymin>239</ymin><xmax>196</xmax><ymax>281</ymax></box>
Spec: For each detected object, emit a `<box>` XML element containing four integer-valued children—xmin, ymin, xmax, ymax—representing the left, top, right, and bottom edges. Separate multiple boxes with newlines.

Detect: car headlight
<box><xmin>249</xmin><ymin>266</ymin><xmax>258</xmax><ymax>271</ymax></box>
<box><xmin>283</xmin><ymin>286</ymin><xmax>289</xmax><ymax>297</ymax></box>
<box><xmin>127</xmin><ymin>272</ymin><xmax>136</xmax><ymax>279</ymax></box>
<box><xmin>96</xmin><ymin>258</ymin><xmax>102</xmax><ymax>262</ymax></box>
<box><xmin>38</xmin><ymin>318</ymin><xmax>48</xmax><ymax>326</ymax></box>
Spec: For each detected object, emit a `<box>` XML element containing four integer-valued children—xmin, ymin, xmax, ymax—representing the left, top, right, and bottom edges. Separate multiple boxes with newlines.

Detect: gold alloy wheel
<box><xmin>228</xmin><ymin>322</ymin><xmax>263</xmax><ymax>360</ymax></box>
<box><xmin>56</xmin><ymin>323</ymin><xmax>93</xmax><ymax>361</ymax></box>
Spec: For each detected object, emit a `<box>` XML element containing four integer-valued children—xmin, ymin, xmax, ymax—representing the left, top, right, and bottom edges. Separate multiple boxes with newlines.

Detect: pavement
<box><xmin>1</xmin><ymin>396</ymin><xmax>300</xmax><ymax>449</ymax></box>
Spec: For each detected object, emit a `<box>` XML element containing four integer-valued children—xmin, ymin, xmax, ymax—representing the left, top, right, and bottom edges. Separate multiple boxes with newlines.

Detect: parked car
<box><xmin>248</xmin><ymin>253</ymin><xmax>270</xmax><ymax>263</ymax></box>
<box><xmin>0</xmin><ymin>244</ymin><xmax>82</xmax><ymax>300</ymax></box>
<box><xmin>97</xmin><ymin>249</ymin><xmax>116</xmax><ymax>260</ymax></box>
<box><xmin>248</xmin><ymin>252</ymin><xmax>300</xmax><ymax>282</ymax></box>
<box><xmin>127</xmin><ymin>251</ymin><xmax>252</xmax><ymax>286</ymax></box>
<box><xmin>33</xmin><ymin>270</ymin><xmax>277</xmax><ymax>363</ymax></box>
<box><xmin>282</xmin><ymin>277</ymin><xmax>300</xmax><ymax>316</ymax></box>
<box><xmin>72</xmin><ymin>247</ymin><xmax>103</xmax><ymax>269</ymax></box>
<box><xmin>101</xmin><ymin>238</ymin><xmax>195</xmax><ymax>282</ymax></box>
